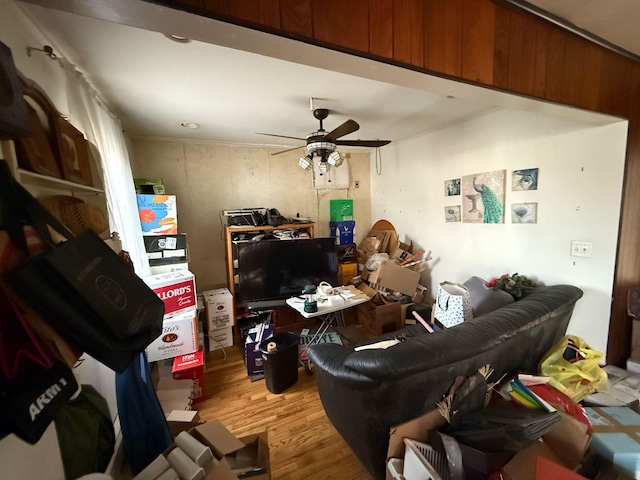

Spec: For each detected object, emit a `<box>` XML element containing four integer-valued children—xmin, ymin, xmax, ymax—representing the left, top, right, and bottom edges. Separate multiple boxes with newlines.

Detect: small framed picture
<box><xmin>444</xmin><ymin>178</ymin><xmax>460</xmax><ymax>196</ymax></box>
<box><xmin>445</xmin><ymin>205</ymin><xmax>461</xmax><ymax>222</ymax></box>
<box><xmin>511</xmin><ymin>202</ymin><xmax>538</xmax><ymax>223</ymax></box>
<box><xmin>512</xmin><ymin>168</ymin><xmax>538</xmax><ymax>191</ymax></box>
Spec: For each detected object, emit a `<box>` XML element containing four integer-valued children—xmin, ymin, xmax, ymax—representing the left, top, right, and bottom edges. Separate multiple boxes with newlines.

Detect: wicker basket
<box><xmin>40</xmin><ymin>195</ymin><xmax>108</xmax><ymax>236</ymax></box>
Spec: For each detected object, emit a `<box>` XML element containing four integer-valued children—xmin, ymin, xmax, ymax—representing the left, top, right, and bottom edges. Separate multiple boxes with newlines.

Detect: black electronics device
<box><xmin>236</xmin><ymin>237</ymin><xmax>338</xmax><ymax>305</ymax></box>
<box><xmin>266</xmin><ymin>208</ymin><xmax>286</xmax><ymax>227</ymax></box>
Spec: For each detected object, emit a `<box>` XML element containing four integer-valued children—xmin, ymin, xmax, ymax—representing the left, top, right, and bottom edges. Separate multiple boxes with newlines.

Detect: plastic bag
<box><xmin>538</xmin><ymin>335</ymin><xmax>608</xmax><ymax>402</ymax></box>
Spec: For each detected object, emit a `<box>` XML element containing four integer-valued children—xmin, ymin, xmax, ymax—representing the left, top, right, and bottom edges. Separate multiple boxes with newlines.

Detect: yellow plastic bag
<box><xmin>538</xmin><ymin>335</ymin><xmax>608</xmax><ymax>402</ymax></box>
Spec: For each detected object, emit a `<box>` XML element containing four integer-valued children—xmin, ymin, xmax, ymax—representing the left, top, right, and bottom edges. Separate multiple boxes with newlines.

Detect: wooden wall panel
<box><xmin>392</xmin><ymin>0</ymin><xmax>423</xmax><ymax>67</ymax></box>
<box><xmin>461</xmin><ymin>0</ymin><xmax>496</xmax><ymax>84</ymax></box>
<box><xmin>598</xmin><ymin>54</ymin><xmax>634</xmax><ymax>117</ymax></box>
<box><xmin>203</xmin><ymin>0</ymin><xmax>281</xmax><ymax>28</ymax></box>
<box><xmin>543</xmin><ymin>28</ymin><xmax>567</xmax><ymax>104</ymax></box>
<box><xmin>424</xmin><ymin>0</ymin><xmax>462</xmax><ymax>77</ymax></box>
<box><xmin>493</xmin><ymin>6</ymin><xmax>510</xmax><ymax>90</ymax></box>
<box><xmin>369</xmin><ymin>0</ymin><xmax>393</xmax><ymax>58</ymax></box>
<box><xmin>311</xmin><ymin>0</ymin><xmax>370</xmax><ymax>52</ymax></box>
<box><xmin>280</xmin><ymin>0</ymin><xmax>313</xmax><ymax>36</ymax></box>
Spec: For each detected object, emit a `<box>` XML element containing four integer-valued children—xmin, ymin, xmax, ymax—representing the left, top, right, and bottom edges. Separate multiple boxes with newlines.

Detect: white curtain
<box><xmin>60</xmin><ymin>59</ymin><xmax>150</xmax><ymax>277</ymax></box>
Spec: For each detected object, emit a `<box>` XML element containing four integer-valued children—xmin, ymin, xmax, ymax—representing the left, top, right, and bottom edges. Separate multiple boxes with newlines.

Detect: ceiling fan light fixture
<box><xmin>307</xmin><ymin>141</ymin><xmax>336</xmax><ymax>155</ymax></box>
<box><xmin>328</xmin><ymin>151</ymin><xmax>343</xmax><ymax>167</ymax></box>
<box><xmin>299</xmin><ymin>155</ymin><xmax>313</xmax><ymax>170</ymax></box>
<box><xmin>319</xmin><ymin>161</ymin><xmax>331</xmax><ymax>175</ymax></box>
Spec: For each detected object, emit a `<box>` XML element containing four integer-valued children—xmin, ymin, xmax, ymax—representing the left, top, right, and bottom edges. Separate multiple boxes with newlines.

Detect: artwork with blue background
<box><xmin>512</xmin><ymin>168</ymin><xmax>538</xmax><ymax>191</ymax></box>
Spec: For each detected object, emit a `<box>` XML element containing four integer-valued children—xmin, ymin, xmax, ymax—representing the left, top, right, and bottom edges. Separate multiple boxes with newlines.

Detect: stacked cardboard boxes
<box><xmin>143</xmin><ymin>270</ymin><xmax>199</xmax><ymax>362</ymax></box>
<box><xmin>330</xmin><ymin>199</ymin><xmax>358</xmax><ymax>285</ymax></box>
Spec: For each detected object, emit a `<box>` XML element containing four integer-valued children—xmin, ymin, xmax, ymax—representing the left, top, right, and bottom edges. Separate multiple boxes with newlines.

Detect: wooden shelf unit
<box><xmin>223</xmin><ymin>223</ymin><xmax>316</xmax><ymax>339</ymax></box>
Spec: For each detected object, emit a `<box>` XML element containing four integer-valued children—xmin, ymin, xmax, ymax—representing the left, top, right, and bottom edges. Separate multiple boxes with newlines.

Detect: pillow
<box><xmin>463</xmin><ymin>276</ymin><xmax>514</xmax><ymax>317</ymax></box>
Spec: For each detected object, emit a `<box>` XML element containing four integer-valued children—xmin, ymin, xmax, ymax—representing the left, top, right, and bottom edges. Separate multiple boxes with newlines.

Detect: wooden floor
<box><xmin>198</xmin><ymin>340</ymin><xmax>374</xmax><ymax>480</ymax></box>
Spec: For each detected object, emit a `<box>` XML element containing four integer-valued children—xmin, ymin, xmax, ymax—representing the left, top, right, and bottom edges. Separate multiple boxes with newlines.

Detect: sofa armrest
<box><xmin>307</xmin><ymin>343</ymin><xmax>380</xmax><ymax>387</ymax></box>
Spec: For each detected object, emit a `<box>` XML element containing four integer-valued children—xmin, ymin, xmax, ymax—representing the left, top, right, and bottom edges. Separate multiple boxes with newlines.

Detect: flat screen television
<box><xmin>236</xmin><ymin>237</ymin><xmax>338</xmax><ymax>308</ymax></box>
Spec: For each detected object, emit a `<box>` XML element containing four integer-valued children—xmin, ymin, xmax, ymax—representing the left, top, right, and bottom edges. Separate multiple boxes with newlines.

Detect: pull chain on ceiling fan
<box><xmin>257</xmin><ymin>108</ymin><xmax>391</xmax><ymax>174</ymax></box>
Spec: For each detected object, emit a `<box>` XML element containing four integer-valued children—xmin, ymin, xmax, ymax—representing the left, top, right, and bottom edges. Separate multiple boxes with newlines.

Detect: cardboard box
<box><xmin>385</xmin><ymin>409</ymin><xmax>447</xmax><ymax>480</ymax></box>
<box><xmin>336</xmin><ymin>243</ymin><xmax>357</xmax><ymax>263</ymax></box>
<box><xmin>155</xmin><ymin>420</ymin><xmax>270</xmax><ymax>480</ymax></box>
<box><xmin>134</xmin><ymin>177</ymin><xmax>166</xmax><ymax>194</ymax></box>
<box><xmin>244</xmin><ymin>324</ymin><xmax>274</xmax><ymax>376</ymax></box>
<box><xmin>357</xmin><ymin>297</ymin><xmax>403</xmax><ymax>336</ymax></box>
<box><xmin>338</xmin><ymin>262</ymin><xmax>358</xmax><ymax>285</ymax></box>
<box><xmin>146</xmin><ymin>308</ymin><xmax>198</xmax><ymax>362</ymax></box>
<box><xmin>367</xmin><ymin>260</ymin><xmax>421</xmax><ymax>296</ymax></box>
<box><xmin>330</xmin><ymin>220</ymin><xmax>356</xmax><ymax>245</ymax></box>
<box><xmin>208</xmin><ymin>321</ymin><xmax>233</xmax><ymax>351</ymax></box>
<box><xmin>329</xmin><ymin>199</ymin><xmax>353</xmax><ymax>221</ymax></box>
<box><xmin>144</xmin><ymin>233</ymin><xmax>187</xmax><ymax>255</ymax></box>
<box><xmin>504</xmin><ymin>439</ymin><xmax>570</xmax><ymax>480</ymax></box>
<box><xmin>136</xmin><ymin>193</ymin><xmax>178</xmax><ymax>235</ymax></box>
<box><xmin>585</xmin><ymin>406</ymin><xmax>640</xmax><ymax>478</ymax></box>
<box><xmin>203</xmin><ymin>287</ymin><xmax>235</xmax><ymax>328</ymax></box>
<box><xmin>144</xmin><ymin>270</ymin><xmax>197</xmax><ymax>317</ymax></box>
<box><xmin>149</xmin><ymin>257</ymin><xmax>189</xmax><ymax>275</ymax></box>
<box><xmin>173</xmin><ymin>349</ymin><xmax>206</xmax><ymax>404</ymax></box>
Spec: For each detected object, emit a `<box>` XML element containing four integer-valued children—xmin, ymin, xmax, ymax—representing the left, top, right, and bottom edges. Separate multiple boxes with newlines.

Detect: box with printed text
<box><xmin>146</xmin><ymin>308</ymin><xmax>198</xmax><ymax>362</ymax></box>
<box><xmin>172</xmin><ymin>349</ymin><xmax>205</xmax><ymax>404</ymax></box>
<box><xmin>136</xmin><ymin>193</ymin><xmax>178</xmax><ymax>235</ymax></box>
<box><xmin>144</xmin><ymin>270</ymin><xmax>196</xmax><ymax>317</ymax></box>
<box><xmin>203</xmin><ymin>287</ymin><xmax>235</xmax><ymax>328</ymax></box>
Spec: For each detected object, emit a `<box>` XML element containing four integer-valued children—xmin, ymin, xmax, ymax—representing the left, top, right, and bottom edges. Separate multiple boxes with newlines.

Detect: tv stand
<box><xmin>224</xmin><ymin>223</ymin><xmax>316</xmax><ymax>342</ymax></box>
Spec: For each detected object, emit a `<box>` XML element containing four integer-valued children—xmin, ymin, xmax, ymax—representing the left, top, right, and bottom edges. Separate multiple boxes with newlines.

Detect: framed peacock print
<box><xmin>461</xmin><ymin>170</ymin><xmax>506</xmax><ymax>224</ymax></box>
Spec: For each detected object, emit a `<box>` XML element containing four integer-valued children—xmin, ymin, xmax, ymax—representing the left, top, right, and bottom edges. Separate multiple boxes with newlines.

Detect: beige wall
<box><xmin>130</xmin><ymin>139</ymin><xmax>371</xmax><ymax>290</ymax></box>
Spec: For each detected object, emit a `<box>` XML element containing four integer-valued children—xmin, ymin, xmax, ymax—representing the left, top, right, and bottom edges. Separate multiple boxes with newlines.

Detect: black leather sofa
<box><xmin>307</xmin><ymin>285</ymin><xmax>583</xmax><ymax>479</ymax></box>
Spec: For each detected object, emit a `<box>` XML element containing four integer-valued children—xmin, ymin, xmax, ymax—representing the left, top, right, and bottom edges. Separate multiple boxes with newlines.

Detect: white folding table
<box><xmin>286</xmin><ymin>290</ymin><xmax>369</xmax><ymax>369</ymax></box>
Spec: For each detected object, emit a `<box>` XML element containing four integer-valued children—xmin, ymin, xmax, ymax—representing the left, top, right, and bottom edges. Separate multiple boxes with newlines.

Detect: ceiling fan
<box><xmin>257</xmin><ymin>108</ymin><xmax>391</xmax><ymax>174</ymax></box>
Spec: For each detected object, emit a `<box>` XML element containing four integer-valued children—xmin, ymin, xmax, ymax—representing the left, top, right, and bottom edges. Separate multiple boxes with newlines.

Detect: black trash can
<box><xmin>259</xmin><ymin>332</ymin><xmax>299</xmax><ymax>394</ymax></box>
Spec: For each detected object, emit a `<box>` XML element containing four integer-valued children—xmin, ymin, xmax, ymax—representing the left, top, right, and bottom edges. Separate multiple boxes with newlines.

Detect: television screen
<box><xmin>236</xmin><ymin>237</ymin><xmax>338</xmax><ymax>304</ymax></box>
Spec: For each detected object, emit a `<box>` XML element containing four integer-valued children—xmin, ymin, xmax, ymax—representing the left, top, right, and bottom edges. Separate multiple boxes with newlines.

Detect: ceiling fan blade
<box><xmin>324</xmin><ymin>119</ymin><xmax>359</xmax><ymax>142</ymax></box>
<box><xmin>256</xmin><ymin>132</ymin><xmax>306</xmax><ymax>141</ymax></box>
<box><xmin>336</xmin><ymin>139</ymin><xmax>391</xmax><ymax>147</ymax></box>
<box><xmin>271</xmin><ymin>145</ymin><xmax>305</xmax><ymax>156</ymax></box>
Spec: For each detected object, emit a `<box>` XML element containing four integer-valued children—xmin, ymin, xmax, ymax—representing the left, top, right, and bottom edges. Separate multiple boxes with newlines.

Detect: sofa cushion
<box><xmin>464</xmin><ymin>276</ymin><xmax>514</xmax><ymax>317</ymax></box>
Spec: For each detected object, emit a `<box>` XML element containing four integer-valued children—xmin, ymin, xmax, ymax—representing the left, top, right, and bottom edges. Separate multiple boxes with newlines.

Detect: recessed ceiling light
<box><xmin>164</xmin><ymin>34</ymin><xmax>192</xmax><ymax>44</ymax></box>
<box><xmin>180</xmin><ymin>122</ymin><xmax>200</xmax><ymax>129</ymax></box>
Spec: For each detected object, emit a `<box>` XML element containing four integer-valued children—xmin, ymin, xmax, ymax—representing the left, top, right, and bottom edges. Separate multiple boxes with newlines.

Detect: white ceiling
<box><xmin>14</xmin><ymin>0</ymin><xmax>636</xmax><ymax>150</ymax></box>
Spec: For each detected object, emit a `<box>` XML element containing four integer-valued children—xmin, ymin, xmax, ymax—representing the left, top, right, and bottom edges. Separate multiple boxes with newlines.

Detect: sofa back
<box><xmin>343</xmin><ymin>284</ymin><xmax>583</xmax><ymax>381</ymax></box>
